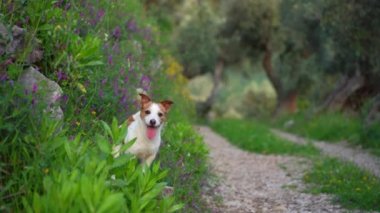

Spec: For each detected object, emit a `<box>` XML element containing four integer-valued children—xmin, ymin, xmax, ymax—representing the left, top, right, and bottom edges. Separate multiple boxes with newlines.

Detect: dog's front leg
<box><xmin>144</xmin><ymin>154</ymin><xmax>156</xmax><ymax>167</ymax></box>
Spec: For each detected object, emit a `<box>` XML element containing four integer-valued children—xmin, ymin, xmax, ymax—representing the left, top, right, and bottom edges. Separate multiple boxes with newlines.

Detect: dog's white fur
<box><xmin>113</xmin><ymin>94</ymin><xmax>172</xmax><ymax>166</ymax></box>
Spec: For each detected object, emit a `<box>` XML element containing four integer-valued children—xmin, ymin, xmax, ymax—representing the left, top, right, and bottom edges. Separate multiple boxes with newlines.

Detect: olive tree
<box><xmin>221</xmin><ymin>0</ymin><xmax>325</xmax><ymax>115</ymax></box>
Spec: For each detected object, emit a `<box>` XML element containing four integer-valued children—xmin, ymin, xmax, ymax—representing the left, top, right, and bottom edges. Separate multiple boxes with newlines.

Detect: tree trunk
<box><xmin>262</xmin><ymin>46</ymin><xmax>298</xmax><ymax>116</ymax></box>
<box><xmin>365</xmin><ymin>94</ymin><xmax>380</xmax><ymax>127</ymax></box>
<box><xmin>196</xmin><ymin>59</ymin><xmax>224</xmax><ymax>117</ymax></box>
<box><xmin>319</xmin><ymin>72</ymin><xmax>365</xmax><ymax>112</ymax></box>
<box><xmin>262</xmin><ymin>45</ymin><xmax>283</xmax><ymax>95</ymax></box>
<box><xmin>274</xmin><ymin>90</ymin><xmax>298</xmax><ymax>116</ymax></box>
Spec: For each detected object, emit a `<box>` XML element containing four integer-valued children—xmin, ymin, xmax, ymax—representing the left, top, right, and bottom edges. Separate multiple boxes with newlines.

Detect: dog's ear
<box><xmin>139</xmin><ymin>93</ymin><xmax>151</xmax><ymax>106</ymax></box>
<box><xmin>160</xmin><ymin>100</ymin><xmax>174</xmax><ymax>112</ymax></box>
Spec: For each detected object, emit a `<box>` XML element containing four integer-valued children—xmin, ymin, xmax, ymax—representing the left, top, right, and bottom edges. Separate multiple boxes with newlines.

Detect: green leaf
<box><xmin>111</xmin><ymin>154</ymin><xmax>133</xmax><ymax>169</ymax></box>
<box><xmin>100</xmin><ymin>120</ymin><xmax>113</xmax><ymax>141</ymax></box>
<box><xmin>120</xmin><ymin>138</ymin><xmax>136</xmax><ymax>153</ymax></box>
<box><xmin>169</xmin><ymin>204</ymin><xmax>184</xmax><ymax>212</ymax></box>
<box><xmin>97</xmin><ymin>135</ymin><xmax>111</xmax><ymax>154</ymax></box>
<box><xmin>64</xmin><ymin>142</ymin><xmax>74</xmax><ymax>161</ymax></box>
<box><xmin>97</xmin><ymin>193</ymin><xmax>124</xmax><ymax>213</ymax></box>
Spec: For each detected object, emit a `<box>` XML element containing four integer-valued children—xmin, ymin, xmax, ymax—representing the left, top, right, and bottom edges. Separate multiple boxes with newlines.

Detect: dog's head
<box><xmin>139</xmin><ymin>93</ymin><xmax>173</xmax><ymax>139</ymax></box>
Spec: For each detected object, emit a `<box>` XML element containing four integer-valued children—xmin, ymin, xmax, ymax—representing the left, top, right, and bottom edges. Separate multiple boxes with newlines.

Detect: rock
<box><xmin>27</xmin><ymin>49</ymin><xmax>43</xmax><ymax>64</ymax></box>
<box><xmin>0</xmin><ymin>23</ymin><xmax>9</xmax><ymax>55</ymax></box>
<box><xmin>11</xmin><ymin>25</ymin><xmax>25</xmax><ymax>38</ymax></box>
<box><xmin>6</xmin><ymin>26</ymin><xmax>25</xmax><ymax>55</ymax></box>
<box><xmin>18</xmin><ymin>67</ymin><xmax>64</xmax><ymax>120</ymax></box>
<box><xmin>0</xmin><ymin>23</ymin><xmax>8</xmax><ymax>39</ymax></box>
<box><xmin>0</xmin><ymin>23</ymin><xmax>43</xmax><ymax>64</ymax></box>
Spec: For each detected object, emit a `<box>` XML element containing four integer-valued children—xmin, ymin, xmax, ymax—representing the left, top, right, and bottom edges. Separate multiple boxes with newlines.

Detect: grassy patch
<box><xmin>275</xmin><ymin>112</ymin><xmax>361</xmax><ymax>142</ymax></box>
<box><xmin>304</xmin><ymin>158</ymin><xmax>380</xmax><ymax>211</ymax></box>
<box><xmin>275</xmin><ymin>112</ymin><xmax>380</xmax><ymax>156</ymax></box>
<box><xmin>210</xmin><ymin>119</ymin><xmax>319</xmax><ymax>156</ymax></box>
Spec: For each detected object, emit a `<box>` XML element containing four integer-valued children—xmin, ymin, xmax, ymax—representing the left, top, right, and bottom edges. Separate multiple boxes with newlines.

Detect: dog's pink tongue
<box><xmin>147</xmin><ymin>127</ymin><xmax>157</xmax><ymax>140</ymax></box>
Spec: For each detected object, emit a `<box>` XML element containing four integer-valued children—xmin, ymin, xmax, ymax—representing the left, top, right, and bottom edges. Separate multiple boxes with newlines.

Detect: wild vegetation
<box><xmin>0</xmin><ymin>0</ymin><xmax>208</xmax><ymax>212</ymax></box>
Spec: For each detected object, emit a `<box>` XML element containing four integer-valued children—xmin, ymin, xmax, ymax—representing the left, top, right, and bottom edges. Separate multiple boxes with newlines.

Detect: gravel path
<box><xmin>196</xmin><ymin>126</ymin><xmax>345</xmax><ymax>213</ymax></box>
<box><xmin>272</xmin><ymin>129</ymin><xmax>380</xmax><ymax>178</ymax></box>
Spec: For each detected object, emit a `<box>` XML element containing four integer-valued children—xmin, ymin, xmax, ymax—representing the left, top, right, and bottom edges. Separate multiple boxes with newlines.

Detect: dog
<box><xmin>113</xmin><ymin>93</ymin><xmax>173</xmax><ymax>166</ymax></box>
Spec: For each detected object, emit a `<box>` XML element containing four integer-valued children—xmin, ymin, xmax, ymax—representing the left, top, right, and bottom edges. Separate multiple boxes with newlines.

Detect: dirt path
<box><xmin>272</xmin><ymin>129</ymin><xmax>380</xmax><ymax>178</ymax></box>
<box><xmin>196</xmin><ymin>126</ymin><xmax>345</xmax><ymax>213</ymax></box>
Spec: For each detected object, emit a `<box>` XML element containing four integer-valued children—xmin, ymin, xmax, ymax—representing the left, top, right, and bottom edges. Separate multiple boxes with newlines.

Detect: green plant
<box><xmin>211</xmin><ymin>119</ymin><xmax>319</xmax><ymax>156</ymax></box>
<box><xmin>160</xmin><ymin>121</ymin><xmax>209</xmax><ymax>212</ymax></box>
<box><xmin>274</xmin><ymin>112</ymin><xmax>380</xmax><ymax>155</ymax></box>
<box><xmin>304</xmin><ymin>158</ymin><xmax>380</xmax><ymax>211</ymax></box>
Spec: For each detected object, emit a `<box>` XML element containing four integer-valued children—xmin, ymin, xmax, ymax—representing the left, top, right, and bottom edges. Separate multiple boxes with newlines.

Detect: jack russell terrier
<box><xmin>113</xmin><ymin>93</ymin><xmax>173</xmax><ymax>166</ymax></box>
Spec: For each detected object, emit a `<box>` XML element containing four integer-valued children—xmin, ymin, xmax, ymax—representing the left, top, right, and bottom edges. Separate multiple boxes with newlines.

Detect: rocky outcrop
<box><xmin>18</xmin><ymin>67</ymin><xmax>64</xmax><ymax>120</ymax></box>
<box><xmin>0</xmin><ymin>23</ymin><xmax>43</xmax><ymax>66</ymax></box>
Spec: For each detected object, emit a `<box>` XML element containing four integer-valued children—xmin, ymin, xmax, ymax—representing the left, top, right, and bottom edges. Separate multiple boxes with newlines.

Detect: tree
<box><xmin>318</xmin><ymin>0</ymin><xmax>380</xmax><ymax>111</ymax></box>
<box><xmin>174</xmin><ymin>2</ymin><xmax>224</xmax><ymax>116</ymax></box>
<box><xmin>221</xmin><ymin>0</ymin><xmax>325</xmax><ymax>115</ymax></box>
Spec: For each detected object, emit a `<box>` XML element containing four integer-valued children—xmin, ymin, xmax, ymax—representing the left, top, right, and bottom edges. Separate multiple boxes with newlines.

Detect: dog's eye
<box><xmin>145</xmin><ymin>110</ymin><xmax>151</xmax><ymax>114</ymax></box>
<box><xmin>158</xmin><ymin>112</ymin><xmax>163</xmax><ymax>117</ymax></box>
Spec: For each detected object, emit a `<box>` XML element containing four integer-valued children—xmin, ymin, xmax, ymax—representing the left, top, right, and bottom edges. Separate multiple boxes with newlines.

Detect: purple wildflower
<box><xmin>32</xmin><ymin>83</ymin><xmax>38</xmax><ymax>93</ymax></box>
<box><xmin>64</xmin><ymin>3</ymin><xmax>71</xmax><ymax>10</ymax></box>
<box><xmin>0</xmin><ymin>73</ymin><xmax>8</xmax><ymax>82</ymax></box>
<box><xmin>113</xmin><ymin>79</ymin><xmax>119</xmax><ymax>95</ymax></box>
<box><xmin>120</xmin><ymin>95</ymin><xmax>127</xmax><ymax>104</ymax></box>
<box><xmin>112</xmin><ymin>26</ymin><xmax>122</xmax><ymax>39</ymax></box>
<box><xmin>99</xmin><ymin>89</ymin><xmax>104</xmax><ymax>98</ymax></box>
<box><xmin>126</xmin><ymin>18</ymin><xmax>138</xmax><ymax>32</ymax></box>
<box><xmin>4</xmin><ymin>58</ymin><xmax>14</xmax><ymax>66</ymax></box>
<box><xmin>97</xmin><ymin>9</ymin><xmax>105</xmax><ymax>20</ymax></box>
<box><xmin>57</xmin><ymin>70</ymin><xmax>67</xmax><ymax>81</ymax></box>
<box><xmin>60</xmin><ymin>94</ymin><xmax>69</xmax><ymax>105</ymax></box>
<box><xmin>140</xmin><ymin>75</ymin><xmax>151</xmax><ymax>92</ymax></box>
<box><xmin>101</xmin><ymin>78</ymin><xmax>107</xmax><ymax>85</ymax></box>
<box><xmin>108</xmin><ymin>55</ymin><xmax>113</xmax><ymax>66</ymax></box>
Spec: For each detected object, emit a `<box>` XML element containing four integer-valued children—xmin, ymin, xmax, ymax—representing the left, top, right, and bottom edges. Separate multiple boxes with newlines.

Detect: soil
<box><xmin>197</xmin><ymin>126</ymin><xmax>349</xmax><ymax>213</ymax></box>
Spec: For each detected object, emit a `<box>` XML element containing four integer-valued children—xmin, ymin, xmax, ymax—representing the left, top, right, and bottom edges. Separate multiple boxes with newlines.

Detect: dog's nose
<box><xmin>150</xmin><ymin>119</ymin><xmax>156</xmax><ymax>126</ymax></box>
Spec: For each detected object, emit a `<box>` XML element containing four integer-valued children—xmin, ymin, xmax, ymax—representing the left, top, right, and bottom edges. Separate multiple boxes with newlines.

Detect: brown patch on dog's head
<box><xmin>158</xmin><ymin>100</ymin><xmax>173</xmax><ymax>123</ymax></box>
<box><xmin>139</xmin><ymin>93</ymin><xmax>153</xmax><ymax>120</ymax></box>
<box><xmin>160</xmin><ymin>100</ymin><xmax>174</xmax><ymax>112</ymax></box>
<box><xmin>139</xmin><ymin>93</ymin><xmax>151</xmax><ymax>108</ymax></box>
